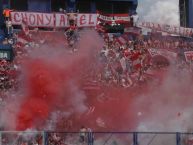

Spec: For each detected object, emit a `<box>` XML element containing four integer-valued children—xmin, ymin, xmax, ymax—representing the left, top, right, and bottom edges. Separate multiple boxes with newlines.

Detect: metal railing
<box><xmin>0</xmin><ymin>131</ymin><xmax>193</xmax><ymax>145</ymax></box>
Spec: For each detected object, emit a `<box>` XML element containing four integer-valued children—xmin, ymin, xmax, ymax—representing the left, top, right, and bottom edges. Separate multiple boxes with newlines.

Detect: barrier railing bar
<box><xmin>45</xmin><ymin>131</ymin><xmax>193</xmax><ymax>134</ymax></box>
<box><xmin>1</xmin><ymin>131</ymin><xmax>193</xmax><ymax>135</ymax></box>
<box><xmin>0</xmin><ymin>132</ymin><xmax>1</xmax><ymax>145</ymax></box>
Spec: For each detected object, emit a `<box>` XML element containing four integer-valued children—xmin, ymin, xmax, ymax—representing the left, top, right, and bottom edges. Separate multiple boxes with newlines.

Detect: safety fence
<box><xmin>0</xmin><ymin>131</ymin><xmax>193</xmax><ymax>145</ymax></box>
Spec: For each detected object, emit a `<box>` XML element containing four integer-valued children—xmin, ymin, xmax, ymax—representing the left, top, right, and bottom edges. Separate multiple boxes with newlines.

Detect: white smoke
<box><xmin>137</xmin><ymin>0</ymin><xmax>180</xmax><ymax>26</ymax></box>
<box><xmin>45</xmin><ymin>111</ymin><xmax>71</xmax><ymax>130</ymax></box>
<box><xmin>130</xmin><ymin>65</ymin><xmax>193</xmax><ymax>144</ymax></box>
<box><xmin>68</xmin><ymin>82</ymin><xmax>88</xmax><ymax>114</ymax></box>
<box><xmin>134</xmin><ymin>66</ymin><xmax>193</xmax><ymax>132</ymax></box>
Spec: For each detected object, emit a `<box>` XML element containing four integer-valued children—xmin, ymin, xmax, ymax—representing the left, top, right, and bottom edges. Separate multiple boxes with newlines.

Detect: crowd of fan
<box><xmin>47</xmin><ymin>133</ymin><xmax>73</xmax><ymax>145</ymax></box>
<box><xmin>0</xmin><ymin>126</ymin><xmax>94</xmax><ymax>145</ymax></box>
<box><xmin>144</xmin><ymin>35</ymin><xmax>193</xmax><ymax>51</ymax></box>
<box><xmin>99</xmin><ymin>35</ymin><xmax>150</xmax><ymax>87</ymax></box>
<box><xmin>95</xmin><ymin>33</ymin><xmax>193</xmax><ymax>88</ymax></box>
<box><xmin>0</xmin><ymin>29</ymin><xmax>193</xmax><ymax>98</ymax></box>
<box><xmin>0</xmin><ymin>28</ymin><xmax>47</xmax><ymax>108</ymax></box>
<box><xmin>0</xmin><ymin>24</ymin><xmax>193</xmax><ymax>144</ymax></box>
<box><xmin>1</xmin><ymin>133</ymin><xmax>43</xmax><ymax>145</ymax></box>
<box><xmin>47</xmin><ymin>127</ymin><xmax>94</xmax><ymax>145</ymax></box>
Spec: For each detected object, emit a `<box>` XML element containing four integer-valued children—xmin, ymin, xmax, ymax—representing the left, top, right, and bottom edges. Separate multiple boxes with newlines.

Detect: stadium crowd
<box><xmin>1</xmin><ymin>133</ymin><xmax>43</xmax><ymax>145</ymax></box>
<box><xmin>1</xmin><ymin>24</ymin><xmax>193</xmax><ymax>100</ymax></box>
<box><xmin>47</xmin><ymin>127</ymin><xmax>94</xmax><ymax>145</ymax></box>
<box><xmin>97</xmin><ymin>32</ymin><xmax>193</xmax><ymax>87</ymax></box>
<box><xmin>0</xmin><ymin>10</ymin><xmax>193</xmax><ymax>144</ymax></box>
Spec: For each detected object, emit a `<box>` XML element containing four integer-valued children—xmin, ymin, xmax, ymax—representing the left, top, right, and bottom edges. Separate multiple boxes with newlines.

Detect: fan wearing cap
<box><xmin>3</xmin><ymin>8</ymin><xmax>13</xmax><ymax>21</ymax></box>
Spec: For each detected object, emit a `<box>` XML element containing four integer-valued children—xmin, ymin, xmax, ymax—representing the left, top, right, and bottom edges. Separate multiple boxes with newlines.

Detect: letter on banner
<box><xmin>11</xmin><ymin>12</ymin><xmax>21</xmax><ymax>24</ymax></box>
<box><xmin>79</xmin><ymin>14</ymin><xmax>86</xmax><ymax>26</ymax></box>
<box><xmin>45</xmin><ymin>14</ymin><xmax>54</xmax><ymax>26</ymax></box>
<box><xmin>21</xmin><ymin>12</ymin><xmax>28</xmax><ymax>22</ymax></box>
<box><xmin>37</xmin><ymin>13</ymin><xmax>44</xmax><ymax>25</ymax></box>
<box><xmin>29</xmin><ymin>13</ymin><xmax>36</xmax><ymax>25</ymax></box>
<box><xmin>89</xmin><ymin>14</ymin><xmax>95</xmax><ymax>25</ymax></box>
<box><xmin>78</xmin><ymin>14</ymin><xmax>97</xmax><ymax>27</ymax></box>
<box><xmin>55</xmin><ymin>13</ymin><xmax>68</xmax><ymax>27</ymax></box>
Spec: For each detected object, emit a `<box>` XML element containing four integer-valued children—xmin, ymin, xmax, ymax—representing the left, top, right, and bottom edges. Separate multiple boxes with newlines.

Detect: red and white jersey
<box><xmin>21</xmin><ymin>20</ymin><xmax>30</xmax><ymax>36</ymax></box>
<box><xmin>130</xmin><ymin>50</ymin><xmax>142</xmax><ymax>70</ymax></box>
<box><xmin>116</xmin><ymin>36</ymin><xmax>127</xmax><ymax>46</ymax></box>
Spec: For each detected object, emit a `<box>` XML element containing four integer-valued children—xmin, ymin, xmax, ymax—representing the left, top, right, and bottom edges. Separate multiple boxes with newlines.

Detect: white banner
<box><xmin>11</xmin><ymin>11</ymin><xmax>55</xmax><ymax>27</ymax></box>
<box><xmin>124</xmin><ymin>27</ymin><xmax>141</xmax><ymax>34</ymax></box>
<box><xmin>11</xmin><ymin>11</ymin><xmax>97</xmax><ymax>28</ymax></box>
<box><xmin>138</xmin><ymin>22</ymin><xmax>193</xmax><ymax>37</ymax></box>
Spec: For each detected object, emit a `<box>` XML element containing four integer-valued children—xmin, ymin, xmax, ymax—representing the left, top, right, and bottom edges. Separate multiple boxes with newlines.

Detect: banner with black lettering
<box><xmin>97</xmin><ymin>12</ymin><xmax>130</xmax><ymax>24</ymax></box>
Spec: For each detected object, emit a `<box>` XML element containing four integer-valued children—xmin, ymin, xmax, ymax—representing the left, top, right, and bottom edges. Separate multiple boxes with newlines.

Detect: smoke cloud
<box><xmin>137</xmin><ymin>0</ymin><xmax>180</xmax><ymax>26</ymax></box>
<box><xmin>134</xmin><ymin>66</ymin><xmax>193</xmax><ymax>133</ymax></box>
<box><xmin>0</xmin><ymin>30</ymin><xmax>104</xmax><ymax>131</ymax></box>
<box><xmin>1</xmin><ymin>29</ymin><xmax>193</xmax><ymax>145</ymax></box>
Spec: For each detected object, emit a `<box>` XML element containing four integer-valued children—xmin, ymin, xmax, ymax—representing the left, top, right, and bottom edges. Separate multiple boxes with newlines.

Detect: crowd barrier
<box><xmin>0</xmin><ymin>131</ymin><xmax>193</xmax><ymax>145</ymax></box>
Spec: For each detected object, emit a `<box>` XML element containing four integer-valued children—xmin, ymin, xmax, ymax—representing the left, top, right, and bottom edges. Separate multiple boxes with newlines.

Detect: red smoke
<box><xmin>16</xmin><ymin>52</ymin><xmax>92</xmax><ymax>130</ymax></box>
<box><xmin>12</xmin><ymin>31</ymin><xmax>181</xmax><ymax>132</ymax></box>
<box><xmin>14</xmin><ymin>41</ymin><xmax>150</xmax><ymax>132</ymax></box>
<box><xmin>15</xmin><ymin>30</ymin><xmax>102</xmax><ymax>130</ymax></box>
<box><xmin>16</xmin><ymin>60</ymin><xmax>62</xmax><ymax>130</ymax></box>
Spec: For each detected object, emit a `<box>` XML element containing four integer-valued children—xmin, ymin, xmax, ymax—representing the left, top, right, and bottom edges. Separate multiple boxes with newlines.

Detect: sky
<box><xmin>137</xmin><ymin>0</ymin><xmax>180</xmax><ymax>26</ymax></box>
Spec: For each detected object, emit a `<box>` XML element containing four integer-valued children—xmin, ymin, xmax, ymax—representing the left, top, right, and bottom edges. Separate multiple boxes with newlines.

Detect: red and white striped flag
<box><xmin>21</xmin><ymin>19</ymin><xmax>30</xmax><ymax>36</ymax></box>
<box><xmin>16</xmin><ymin>32</ymin><xmax>32</xmax><ymax>48</ymax></box>
<box><xmin>15</xmin><ymin>20</ymin><xmax>32</xmax><ymax>48</ymax></box>
<box><xmin>116</xmin><ymin>36</ymin><xmax>127</xmax><ymax>45</ymax></box>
